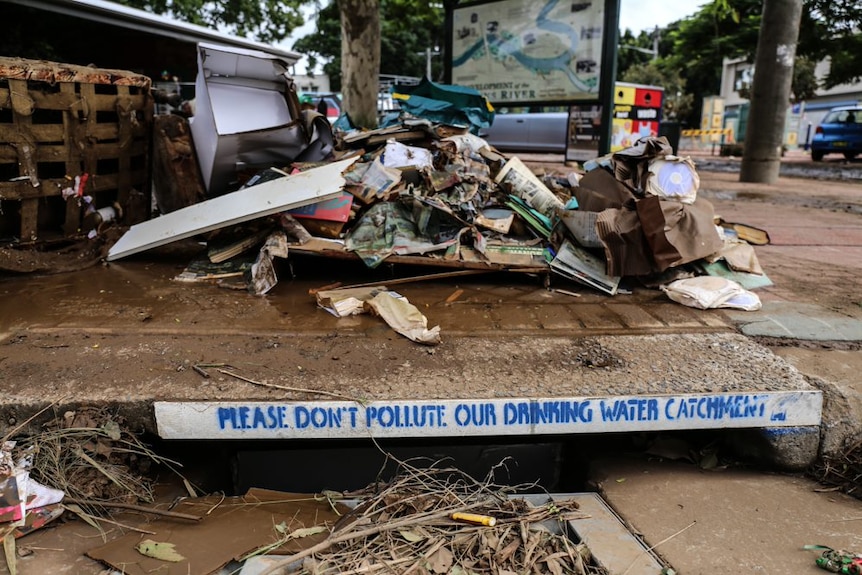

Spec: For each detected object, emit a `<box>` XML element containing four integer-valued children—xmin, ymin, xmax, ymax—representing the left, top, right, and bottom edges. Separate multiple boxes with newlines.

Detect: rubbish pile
<box><xmin>0</xmin><ymin>50</ymin><xmax>771</xmax><ymax>331</ymax></box>
<box><xmin>101</xmin><ymin>72</ymin><xmax>773</xmax><ymax>341</ymax></box>
<box><xmin>108</xmin><ymin>120</ymin><xmax>770</xmax><ymax>309</ymax></box>
<box><xmin>0</xmin><ymin>407</ymin><xmax>184</xmax><ymax>573</ymax></box>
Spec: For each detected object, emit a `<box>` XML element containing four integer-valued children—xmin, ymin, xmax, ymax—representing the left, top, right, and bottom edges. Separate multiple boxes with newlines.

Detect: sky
<box><xmin>618</xmin><ymin>0</ymin><xmax>703</xmax><ymax>34</ymax></box>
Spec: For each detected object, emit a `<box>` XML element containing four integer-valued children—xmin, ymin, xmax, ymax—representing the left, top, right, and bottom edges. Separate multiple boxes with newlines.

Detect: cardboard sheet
<box><xmin>86</xmin><ymin>489</ymin><xmax>348</xmax><ymax>575</ymax></box>
<box><xmin>637</xmin><ymin>196</ymin><xmax>723</xmax><ymax>272</ymax></box>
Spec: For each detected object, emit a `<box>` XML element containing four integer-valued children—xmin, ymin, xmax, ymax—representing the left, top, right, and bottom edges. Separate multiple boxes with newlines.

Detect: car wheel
<box><xmin>843</xmin><ymin>152</ymin><xmax>858</xmax><ymax>160</ymax></box>
<box><xmin>811</xmin><ymin>150</ymin><xmax>824</xmax><ymax>161</ymax></box>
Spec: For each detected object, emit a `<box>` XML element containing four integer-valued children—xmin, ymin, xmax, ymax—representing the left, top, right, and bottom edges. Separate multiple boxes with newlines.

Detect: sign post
<box><xmin>446</xmin><ymin>0</ymin><xmax>620</xmax><ymax>155</ymax></box>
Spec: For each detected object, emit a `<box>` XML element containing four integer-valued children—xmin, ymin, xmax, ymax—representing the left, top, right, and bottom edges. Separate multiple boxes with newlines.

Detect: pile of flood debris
<box><xmin>107</xmin><ymin>117</ymin><xmax>771</xmax><ymax>339</ymax></box>
<box><xmin>0</xmin><ymin>51</ymin><xmax>772</xmax><ymax>332</ymax></box>
<box><xmin>0</xmin><ymin>407</ymin><xmax>186</xmax><ymax>572</ymax></box>
<box><xmin>107</xmin><ymin>104</ymin><xmax>773</xmax><ymax>342</ymax></box>
<box><xmin>811</xmin><ymin>436</ymin><xmax>862</xmax><ymax>500</ymax></box>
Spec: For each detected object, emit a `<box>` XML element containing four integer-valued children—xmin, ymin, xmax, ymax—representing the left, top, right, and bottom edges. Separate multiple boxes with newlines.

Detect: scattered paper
<box><xmin>366</xmin><ymin>291</ymin><xmax>442</xmax><ymax>345</ymax></box>
<box><xmin>494</xmin><ymin>156</ymin><xmax>564</xmax><ymax>220</ymax></box>
<box><xmin>315</xmin><ymin>287</ymin><xmax>441</xmax><ymax>345</ymax></box>
<box><xmin>382</xmin><ymin>140</ymin><xmax>433</xmax><ymax>169</ymax></box>
<box><xmin>663</xmin><ymin>276</ymin><xmax>761</xmax><ymax>311</ymax></box>
<box><xmin>550</xmin><ymin>240</ymin><xmax>621</xmax><ymax>296</ymax></box>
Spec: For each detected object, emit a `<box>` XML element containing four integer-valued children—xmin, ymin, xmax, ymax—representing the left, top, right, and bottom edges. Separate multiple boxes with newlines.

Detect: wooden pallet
<box><xmin>0</xmin><ymin>57</ymin><xmax>153</xmax><ymax>242</ymax></box>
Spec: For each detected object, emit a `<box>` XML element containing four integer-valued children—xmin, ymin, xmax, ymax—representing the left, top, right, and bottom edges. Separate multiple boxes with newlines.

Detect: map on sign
<box><xmin>452</xmin><ymin>0</ymin><xmax>605</xmax><ymax>104</ymax></box>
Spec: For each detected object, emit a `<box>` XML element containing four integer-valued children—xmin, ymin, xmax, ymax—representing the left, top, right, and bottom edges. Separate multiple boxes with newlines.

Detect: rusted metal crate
<box><xmin>0</xmin><ymin>57</ymin><xmax>153</xmax><ymax>242</ymax></box>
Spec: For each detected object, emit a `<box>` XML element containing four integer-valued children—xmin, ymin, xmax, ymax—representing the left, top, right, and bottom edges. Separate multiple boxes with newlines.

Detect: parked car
<box><xmin>300</xmin><ymin>92</ymin><xmax>342</xmax><ymax>123</ymax></box>
<box><xmin>479</xmin><ymin>111</ymin><xmax>568</xmax><ymax>153</ymax></box>
<box><xmin>810</xmin><ymin>105</ymin><xmax>862</xmax><ymax>161</ymax></box>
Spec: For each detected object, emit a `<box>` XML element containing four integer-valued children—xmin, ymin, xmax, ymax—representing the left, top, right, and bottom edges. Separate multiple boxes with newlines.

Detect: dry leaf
<box><xmin>182</xmin><ymin>478</ymin><xmax>199</xmax><ymax>497</ymax></box>
<box><xmin>94</xmin><ymin>440</ymin><xmax>113</xmax><ymax>457</ymax></box>
<box><xmin>545</xmin><ymin>555</ymin><xmax>564</xmax><ymax>575</ymax></box>
<box><xmin>135</xmin><ymin>539</ymin><xmax>185</xmax><ymax>562</ymax></box>
<box><xmin>426</xmin><ymin>545</ymin><xmax>454</xmax><ymax>574</ymax></box>
<box><xmin>496</xmin><ymin>538</ymin><xmax>520</xmax><ymax>563</ymax></box>
<box><xmin>287</xmin><ymin>526</ymin><xmax>327</xmax><ymax>539</ymax></box>
<box><xmin>3</xmin><ymin>532</ymin><xmax>16</xmax><ymax>575</ymax></box>
<box><xmin>399</xmin><ymin>529</ymin><xmax>425</xmax><ymax>543</ymax></box>
<box><xmin>102</xmin><ymin>421</ymin><xmax>122</xmax><ymax>441</ymax></box>
<box><xmin>699</xmin><ymin>450</ymin><xmax>719</xmax><ymax>470</ymax></box>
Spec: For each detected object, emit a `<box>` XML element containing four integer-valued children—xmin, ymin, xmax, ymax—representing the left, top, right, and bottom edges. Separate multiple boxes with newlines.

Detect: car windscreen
<box><xmin>823</xmin><ymin>109</ymin><xmax>861</xmax><ymax>124</ymax></box>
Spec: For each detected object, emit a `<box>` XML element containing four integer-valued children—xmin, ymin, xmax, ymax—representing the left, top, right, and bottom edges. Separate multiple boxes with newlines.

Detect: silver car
<box><xmin>479</xmin><ymin>111</ymin><xmax>568</xmax><ymax>153</ymax></box>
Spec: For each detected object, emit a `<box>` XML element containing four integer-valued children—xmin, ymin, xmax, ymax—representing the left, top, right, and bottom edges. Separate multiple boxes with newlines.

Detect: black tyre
<box><xmin>811</xmin><ymin>150</ymin><xmax>824</xmax><ymax>161</ymax></box>
<box><xmin>843</xmin><ymin>152</ymin><xmax>858</xmax><ymax>160</ymax></box>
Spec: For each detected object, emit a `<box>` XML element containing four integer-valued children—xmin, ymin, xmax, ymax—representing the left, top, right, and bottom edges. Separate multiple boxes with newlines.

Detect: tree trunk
<box><xmin>739</xmin><ymin>0</ymin><xmax>803</xmax><ymax>183</ymax></box>
<box><xmin>339</xmin><ymin>0</ymin><xmax>380</xmax><ymax>129</ymax></box>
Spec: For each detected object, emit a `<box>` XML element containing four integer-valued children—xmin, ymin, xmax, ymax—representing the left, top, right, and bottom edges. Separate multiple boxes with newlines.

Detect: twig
<box><xmin>205</xmin><ymin>492</ymin><xmax>226</xmax><ymax>515</ymax></box>
<box><xmin>216</xmin><ymin>369</ymin><xmax>361</xmax><ymax>402</ymax></box>
<box><xmin>63</xmin><ymin>497</ymin><xmax>201</xmax><ymax>521</ymax></box>
<box><xmin>192</xmin><ymin>364</ymin><xmax>210</xmax><ymax>378</ymax></box>
<box><xmin>258</xmin><ymin>501</ymin><xmax>491</xmax><ymax>575</ymax></box>
<box><xmin>552</xmin><ymin>288</ymin><xmax>581</xmax><ymax>298</ymax></box>
<box><xmin>621</xmin><ymin>520</ymin><xmax>697</xmax><ymax>575</ymax></box>
<box><xmin>331</xmin><ymin>269</ymin><xmax>489</xmax><ymax>291</ymax></box>
<box><xmin>76</xmin><ymin>514</ymin><xmax>156</xmax><ymax>535</ymax></box>
<box><xmin>444</xmin><ymin>289</ymin><xmax>464</xmax><ymax>304</ymax></box>
<box><xmin>308</xmin><ymin>281</ymin><xmax>343</xmax><ymax>295</ymax></box>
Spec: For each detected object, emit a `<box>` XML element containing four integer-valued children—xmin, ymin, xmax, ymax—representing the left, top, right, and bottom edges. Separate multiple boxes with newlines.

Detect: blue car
<box><xmin>810</xmin><ymin>106</ymin><xmax>862</xmax><ymax>161</ymax></box>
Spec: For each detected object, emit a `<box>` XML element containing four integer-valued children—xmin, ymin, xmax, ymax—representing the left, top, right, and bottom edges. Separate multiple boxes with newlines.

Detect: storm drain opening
<box><xmin>149</xmin><ymin>428</ymin><xmax>760</xmax><ymax>498</ymax></box>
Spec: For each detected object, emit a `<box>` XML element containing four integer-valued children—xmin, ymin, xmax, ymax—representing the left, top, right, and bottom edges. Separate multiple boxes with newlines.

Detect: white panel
<box><xmin>155</xmin><ymin>391</ymin><xmax>823</xmax><ymax>440</ymax></box>
<box><xmin>107</xmin><ymin>158</ymin><xmax>356</xmax><ymax>261</ymax></box>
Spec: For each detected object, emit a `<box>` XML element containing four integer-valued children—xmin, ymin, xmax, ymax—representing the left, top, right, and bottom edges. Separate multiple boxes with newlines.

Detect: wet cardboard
<box><xmin>637</xmin><ymin>196</ymin><xmax>723</xmax><ymax>271</ymax></box>
<box><xmin>574</xmin><ymin>168</ymin><xmax>635</xmax><ymax>212</ymax></box>
<box><xmin>595</xmin><ymin>207</ymin><xmax>656</xmax><ymax>277</ymax></box>
<box><xmin>86</xmin><ymin>489</ymin><xmax>348</xmax><ymax>575</ymax></box>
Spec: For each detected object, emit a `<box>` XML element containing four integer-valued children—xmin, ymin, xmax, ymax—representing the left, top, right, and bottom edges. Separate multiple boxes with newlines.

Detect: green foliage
<box><xmin>805</xmin><ymin>0</ymin><xmax>862</xmax><ymax>88</ymax></box>
<box><xmin>653</xmin><ymin>0</ymin><xmax>861</xmax><ymax>125</ymax></box>
<box><xmin>292</xmin><ymin>2</ymin><xmax>342</xmax><ymax>86</ymax></box>
<box><xmin>791</xmin><ymin>56</ymin><xmax>818</xmax><ymax>103</ymax></box>
<box><xmin>293</xmin><ymin>0</ymin><xmax>444</xmax><ymax>92</ymax></box>
<box><xmin>115</xmin><ymin>0</ymin><xmax>305</xmax><ymax>44</ymax></box>
<box><xmin>616</xmin><ymin>28</ymin><xmax>657</xmax><ymax>79</ymax></box>
<box><xmin>661</xmin><ymin>0</ymin><xmax>762</xmax><ymax>126</ymax></box>
<box><xmin>621</xmin><ymin>62</ymin><xmax>694</xmax><ymax>121</ymax></box>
